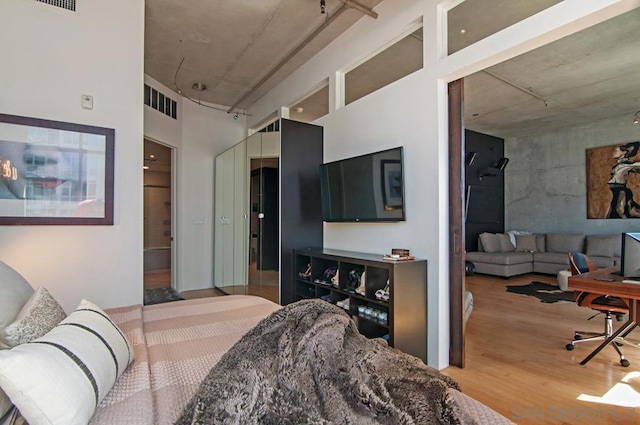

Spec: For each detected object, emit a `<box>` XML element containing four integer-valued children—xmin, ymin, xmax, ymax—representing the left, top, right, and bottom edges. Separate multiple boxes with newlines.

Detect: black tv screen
<box><xmin>320</xmin><ymin>147</ymin><xmax>405</xmax><ymax>222</ymax></box>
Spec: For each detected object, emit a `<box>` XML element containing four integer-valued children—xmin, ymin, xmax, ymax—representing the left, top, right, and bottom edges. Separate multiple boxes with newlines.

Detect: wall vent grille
<box><xmin>144</xmin><ymin>84</ymin><xmax>178</xmax><ymax>120</ymax></box>
<box><xmin>36</xmin><ymin>0</ymin><xmax>76</xmax><ymax>11</ymax></box>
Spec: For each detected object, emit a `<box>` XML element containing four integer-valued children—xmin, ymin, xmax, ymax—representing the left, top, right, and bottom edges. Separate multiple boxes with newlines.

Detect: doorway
<box><xmin>143</xmin><ymin>139</ymin><xmax>174</xmax><ymax>290</ymax></box>
<box><xmin>248</xmin><ymin>157</ymin><xmax>279</xmax><ymax>303</ymax></box>
<box><xmin>448</xmin><ymin>6</ymin><xmax>640</xmax><ymax>368</ymax></box>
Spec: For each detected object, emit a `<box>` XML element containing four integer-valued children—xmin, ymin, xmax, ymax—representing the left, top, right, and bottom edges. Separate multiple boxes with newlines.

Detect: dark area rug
<box><xmin>506</xmin><ymin>281</ymin><xmax>575</xmax><ymax>304</ymax></box>
<box><xmin>144</xmin><ymin>287</ymin><xmax>185</xmax><ymax>305</ymax></box>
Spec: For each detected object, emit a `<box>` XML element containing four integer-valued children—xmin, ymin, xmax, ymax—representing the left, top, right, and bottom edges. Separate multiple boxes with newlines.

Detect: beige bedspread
<box><xmin>91</xmin><ymin>295</ymin><xmax>281</xmax><ymax>425</ymax></box>
<box><xmin>89</xmin><ymin>295</ymin><xmax>511</xmax><ymax>425</ymax></box>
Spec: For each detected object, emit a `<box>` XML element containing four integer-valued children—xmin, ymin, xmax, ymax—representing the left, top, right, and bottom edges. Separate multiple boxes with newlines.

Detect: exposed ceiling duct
<box><xmin>227</xmin><ymin>0</ymin><xmax>379</xmax><ymax>114</ymax></box>
<box><xmin>338</xmin><ymin>0</ymin><xmax>379</xmax><ymax>18</ymax></box>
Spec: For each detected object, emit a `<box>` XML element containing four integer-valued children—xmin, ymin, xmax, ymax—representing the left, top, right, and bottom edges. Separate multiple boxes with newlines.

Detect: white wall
<box><xmin>0</xmin><ymin>0</ymin><xmax>144</xmax><ymax>311</ymax></box>
<box><xmin>143</xmin><ymin>77</ymin><xmax>246</xmax><ymax>293</ymax></box>
<box><xmin>144</xmin><ymin>76</ymin><xmax>183</xmax><ymax>146</ymax></box>
<box><xmin>506</xmin><ymin>114</ymin><xmax>640</xmax><ymax>234</ymax></box>
<box><xmin>248</xmin><ymin>0</ymin><xmax>638</xmax><ymax>368</ymax></box>
<box><xmin>177</xmin><ymin>100</ymin><xmax>246</xmax><ymax>291</ymax></box>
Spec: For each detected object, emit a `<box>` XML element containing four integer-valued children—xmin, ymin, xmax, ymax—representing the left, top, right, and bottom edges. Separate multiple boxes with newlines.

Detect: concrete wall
<box><xmin>505</xmin><ymin>114</ymin><xmax>640</xmax><ymax>235</ymax></box>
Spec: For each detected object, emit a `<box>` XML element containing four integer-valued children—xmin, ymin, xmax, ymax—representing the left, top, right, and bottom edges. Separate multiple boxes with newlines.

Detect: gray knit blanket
<box><xmin>175</xmin><ymin>299</ymin><xmax>468</xmax><ymax>425</ymax></box>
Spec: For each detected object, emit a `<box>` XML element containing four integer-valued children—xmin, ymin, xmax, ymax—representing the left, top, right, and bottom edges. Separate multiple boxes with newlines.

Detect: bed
<box><xmin>0</xmin><ymin>259</ymin><xmax>512</xmax><ymax>425</ymax></box>
<box><xmin>93</xmin><ymin>296</ymin><xmax>281</xmax><ymax>424</ymax></box>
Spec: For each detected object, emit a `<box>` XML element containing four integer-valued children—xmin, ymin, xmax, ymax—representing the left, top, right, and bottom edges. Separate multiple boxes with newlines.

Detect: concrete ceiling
<box><xmin>464</xmin><ymin>7</ymin><xmax>640</xmax><ymax>139</ymax></box>
<box><xmin>145</xmin><ymin>0</ymin><xmax>383</xmax><ymax>112</ymax></box>
<box><xmin>145</xmin><ymin>1</ymin><xmax>640</xmax><ymax>137</ymax></box>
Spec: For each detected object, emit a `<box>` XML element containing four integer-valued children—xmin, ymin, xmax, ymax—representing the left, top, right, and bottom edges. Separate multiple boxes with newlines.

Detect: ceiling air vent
<box><xmin>36</xmin><ymin>0</ymin><xmax>76</xmax><ymax>11</ymax></box>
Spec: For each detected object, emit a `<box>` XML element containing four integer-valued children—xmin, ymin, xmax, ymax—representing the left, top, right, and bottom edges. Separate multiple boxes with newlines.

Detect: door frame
<box><xmin>448</xmin><ymin>79</ymin><xmax>466</xmax><ymax>368</ymax></box>
<box><xmin>143</xmin><ymin>137</ymin><xmax>178</xmax><ymax>291</ymax></box>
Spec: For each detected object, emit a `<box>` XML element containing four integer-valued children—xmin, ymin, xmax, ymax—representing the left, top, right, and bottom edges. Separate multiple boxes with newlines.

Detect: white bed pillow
<box><xmin>0</xmin><ymin>388</ymin><xmax>13</xmax><ymax>424</ymax></box>
<box><xmin>0</xmin><ymin>261</ymin><xmax>35</xmax><ymax>423</ymax></box>
<box><xmin>0</xmin><ymin>299</ymin><xmax>134</xmax><ymax>425</ymax></box>
<box><xmin>0</xmin><ymin>261</ymin><xmax>35</xmax><ymax>350</ymax></box>
<box><xmin>4</xmin><ymin>287</ymin><xmax>67</xmax><ymax>348</ymax></box>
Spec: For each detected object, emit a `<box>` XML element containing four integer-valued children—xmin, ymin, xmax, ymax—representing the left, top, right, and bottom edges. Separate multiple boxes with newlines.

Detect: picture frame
<box><xmin>0</xmin><ymin>113</ymin><xmax>114</xmax><ymax>225</ymax></box>
<box><xmin>586</xmin><ymin>142</ymin><xmax>640</xmax><ymax>219</ymax></box>
<box><xmin>381</xmin><ymin>159</ymin><xmax>403</xmax><ymax>210</ymax></box>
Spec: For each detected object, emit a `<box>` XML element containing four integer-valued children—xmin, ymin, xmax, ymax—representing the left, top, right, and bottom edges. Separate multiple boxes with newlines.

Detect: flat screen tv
<box><xmin>320</xmin><ymin>147</ymin><xmax>405</xmax><ymax>222</ymax></box>
<box><xmin>621</xmin><ymin>232</ymin><xmax>640</xmax><ymax>278</ymax></box>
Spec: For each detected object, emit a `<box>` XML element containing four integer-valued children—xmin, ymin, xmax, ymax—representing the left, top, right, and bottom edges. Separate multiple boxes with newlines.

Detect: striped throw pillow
<box><xmin>0</xmin><ymin>299</ymin><xmax>134</xmax><ymax>425</ymax></box>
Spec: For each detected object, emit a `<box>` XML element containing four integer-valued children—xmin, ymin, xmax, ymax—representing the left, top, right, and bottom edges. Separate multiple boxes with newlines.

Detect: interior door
<box><xmin>257</xmin><ymin>167</ymin><xmax>279</xmax><ymax>271</ymax></box>
<box><xmin>214</xmin><ymin>147</ymin><xmax>236</xmax><ymax>289</ymax></box>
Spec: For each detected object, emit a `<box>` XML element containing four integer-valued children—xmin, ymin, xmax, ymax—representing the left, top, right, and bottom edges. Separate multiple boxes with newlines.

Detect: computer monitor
<box><xmin>621</xmin><ymin>233</ymin><xmax>640</xmax><ymax>278</ymax></box>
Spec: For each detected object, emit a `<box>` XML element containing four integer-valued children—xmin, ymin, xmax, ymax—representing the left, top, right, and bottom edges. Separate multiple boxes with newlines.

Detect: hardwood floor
<box><xmin>143</xmin><ymin>269</ymin><xmax>171</xmax><ymax>290</ymax></box>
<box><xmin>181</xmin><ymin>287</ymin><xmax>227</xmax><ymax>299</ymax></box>
<box><xmin>181</xmin><ymin>283</ymin><xmax>279</xmax><ymax>304</ymax></box>
<box><xmin>441</xmin><ymin>273</ymin><xmax>640</xmax><ymax>425</ymax></box>
<box><xmin>144</xmin><ymin>269</ymin><xmax>279</xmax><ymax>304</ymax></box>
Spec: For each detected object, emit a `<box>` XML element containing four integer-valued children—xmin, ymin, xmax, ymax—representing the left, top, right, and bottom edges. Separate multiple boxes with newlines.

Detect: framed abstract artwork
<box><xmin>0</xmin><ymin>113</ymin><xmax>114</xmax><ymax>225</ymax></box>
<box><xmin>586</xmin><ymin>141</ymin><xmax>640</xmax><ymax>219</ymax></box>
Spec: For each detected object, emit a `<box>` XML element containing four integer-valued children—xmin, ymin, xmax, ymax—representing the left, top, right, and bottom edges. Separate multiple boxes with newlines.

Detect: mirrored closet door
<box><xmin>214</xmin><ymin>131</ymin><xmax>280</xmax><ymax>303</ymax></box>
<box><xmin>214</xmin><ymin>119</ymin><xmax>324</xmax><ymax>306</ymax></box>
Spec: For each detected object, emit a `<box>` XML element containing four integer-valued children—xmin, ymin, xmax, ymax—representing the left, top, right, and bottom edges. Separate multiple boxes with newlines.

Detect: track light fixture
<box><xmin>466</xmin><ymin>151</ymin><xmax>478</xmax><ymax>166</ymax></box>
<box><xmin>633</xmin><ymin>111</ymin><xmax>640</xmax><ymax>125</ymax></box>
<box><xmin>478</xmin><ymin>157</ymin><xmax>509</xmax><ymax>180</ymax></box>
<box><xmin>320</xmin><ymin>0</ymin><xmax>325</xmax><ymax>14</ymax></box>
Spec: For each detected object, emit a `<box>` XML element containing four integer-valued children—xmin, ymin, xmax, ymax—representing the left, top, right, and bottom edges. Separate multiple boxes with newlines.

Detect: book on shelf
<box><xmin>383</xmin><ymin>254</ymin><xmax>415</xmax><ymax>262</ymax></box>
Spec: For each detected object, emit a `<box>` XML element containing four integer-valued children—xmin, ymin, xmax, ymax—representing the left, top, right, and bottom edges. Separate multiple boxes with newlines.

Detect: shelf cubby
<box><xmin>291</xmin><ymin>248</ymin><xmax>427</xmax><ymax>363</ymax></box>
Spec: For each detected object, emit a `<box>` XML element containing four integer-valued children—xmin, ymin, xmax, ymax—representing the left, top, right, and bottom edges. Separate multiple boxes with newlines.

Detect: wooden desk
<box><xmin>568</xmin><ymin>267</ymin><xmax>640</xmax><ymax>365</ymax></box>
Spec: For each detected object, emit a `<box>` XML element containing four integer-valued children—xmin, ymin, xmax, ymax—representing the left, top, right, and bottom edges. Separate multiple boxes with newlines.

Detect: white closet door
<box><xmin>214</xmin><ymin>148</ymin><xmax>236</xmax><ymax>288</ymax></box>
<box><xmin>233</xmin><ymin>140</ymin><xmax>247</xmax><ymax>288</ymax></box>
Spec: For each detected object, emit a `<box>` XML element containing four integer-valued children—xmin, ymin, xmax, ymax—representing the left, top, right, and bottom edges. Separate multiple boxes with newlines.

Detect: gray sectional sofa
<box><xmin>466</xmin><ymin>232</ymin><xmax>621</xmax><ymax>278</ymax></box>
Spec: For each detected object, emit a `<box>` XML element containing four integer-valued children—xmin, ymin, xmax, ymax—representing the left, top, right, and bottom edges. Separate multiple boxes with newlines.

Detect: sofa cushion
<box><xmin>545</xmin><ymin>233</ymin><xmax>585</xmax><ymax>254</ymax></box>
<box><xmin>498</xmin><ymin>234</ymin><xmax>515</xmax><ymax>252</ymax></box>
<box><xmin>533</xmin><ymin>252</ymin><xmax>571</xmax><ymax>266</ymax></box>
<box><xmin>478</xmin><ymin>233</ymin><xmax>515</xmax><ymax>253</ymax></box>
<box><xmin>479</xmin><ymin>233</ymin><xmax>501</xmax><ymax>253</ymax></box>
<box><xmin>535</xmin><ymin>234</ymin><xmax>546</xmax><ymax>253</ymax></box>
<box><xmin>466</xmin><ymin>251</ymin><xmax>533</xmax><ymax>265</ymax></box>
<box><xmin>586</xmin><ymin>234</ymin><xmax>620</xmax><ymax>258</ymax></box>
<box><xmin>591</xmin><ymin>256</ymin><xmax>617</xmax><ymax>269</ymax></box>
<box><xmin>515</xmin><ymin>234</ymin><xmax>538</xmax><ymax>252</ymax></box>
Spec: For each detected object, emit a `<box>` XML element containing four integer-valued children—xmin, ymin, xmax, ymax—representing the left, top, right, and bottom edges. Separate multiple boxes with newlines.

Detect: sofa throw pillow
<box><xmin>479</xmin><ymin>233</ymin><xmax>501</xmax><ymax>253</ymax></box>
<box><xmin>0</xmin><ymin>261</ymin><xmax>35</xmax><ymax>350</ymax></box>
<box><xmin>4</xmin><ymin>287</ymin><xmax>67</xmax><ymax>348</ymax></box>
<box><xmin>586</xmin><ymin>234</ymin><xmax>620</xmax><ymax>258</ymax></box>
<box><xmin>515</xmin><ymin>234</ymin><xmax>538</xmax><ymax>252</ymax></box>
<box><xmin>507</xmin><ymin>230</ymin><xmax>531</xmax><ymax>247</ymax></box>
<box><xmin>0</xmin><ymin>299</ymin><xmax>134</xmax><ymax>425</ymax></box>
<box><xmin>497</xmin><ymin>234</ymin><xmax>515</xmax><ymax>252</ymax></box>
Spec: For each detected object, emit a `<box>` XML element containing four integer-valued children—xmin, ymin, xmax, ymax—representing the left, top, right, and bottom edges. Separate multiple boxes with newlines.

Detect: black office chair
<box><xmin>565</xmin><ymin>252</ymin><xmax>631</xmax><ymax>367</ymax></box>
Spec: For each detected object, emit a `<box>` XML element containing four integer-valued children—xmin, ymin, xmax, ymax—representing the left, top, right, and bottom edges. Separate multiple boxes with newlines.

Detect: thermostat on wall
<box><xmin>81</xmin><ymin>94</ymin><xmax>94</xmax><ymax>110</ymax></box>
